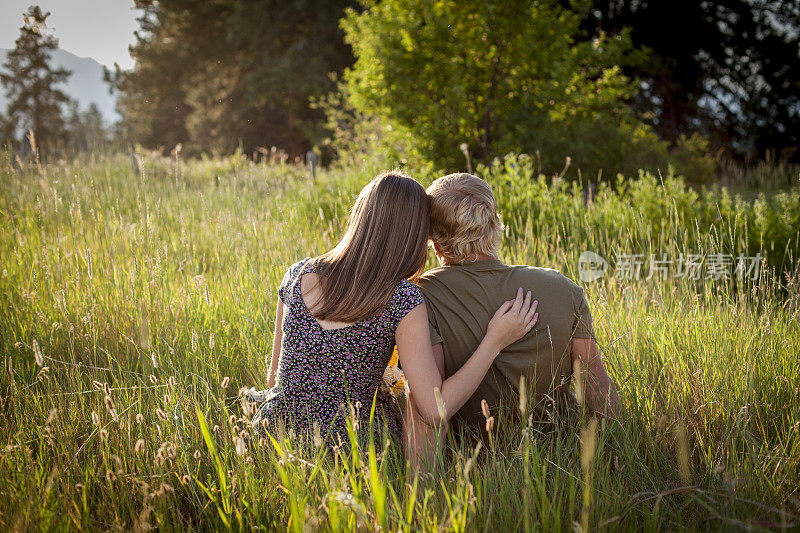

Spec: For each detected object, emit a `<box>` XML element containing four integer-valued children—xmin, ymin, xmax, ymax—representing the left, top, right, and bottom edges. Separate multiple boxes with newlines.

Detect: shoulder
<box><xmin>278</xmin><ymin>257</ymin><xmax>312</xmax><ymax>303</ymax></box>
<box><xmin>386</xmin><ymin>279</ymin><xmax>425</xmax><ymax>323</ymax></box>
<box><xmin>392</xmin><ymin>278</ymin><xmax>424</xmax><ymax>305</ymax></box>
<box><xmin>512</xmin><ymin>264</ymin><xmax>580</xmax><ymax>287</ymax></box>
<box><xmin>511</xmin><ymin>264</ymin><xmax>586</xmax><ymax>299</ymax></box>
<box><xmin>417</xmin><ymin>265</ymin><xmax>460</xmax><ymax>293</ymax></box>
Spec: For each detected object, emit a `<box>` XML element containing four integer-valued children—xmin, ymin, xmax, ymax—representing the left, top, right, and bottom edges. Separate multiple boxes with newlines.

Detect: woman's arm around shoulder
<box><xmin>396</xmin><ymin>289</ymin><xmax>538</xmax><ymax>424</ymax></box>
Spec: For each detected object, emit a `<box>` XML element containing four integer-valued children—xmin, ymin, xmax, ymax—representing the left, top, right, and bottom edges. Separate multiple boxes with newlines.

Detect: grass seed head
<box><xmin>235</xmin><ymin>437</ymin><xmax>247</xmax><ymax>457</ymax></box>
<box><xmin>481</xmin><ymin>398</ymin><xmax>490</xmax><ymax>419</ymax></box>
<box><xmin>32</xmin><ymin>340</ymin><xmax>44</xmax><ymax>367</ymax></box>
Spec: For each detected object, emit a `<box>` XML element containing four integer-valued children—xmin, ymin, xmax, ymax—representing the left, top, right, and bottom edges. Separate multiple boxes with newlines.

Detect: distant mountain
<box><xmin>0</xmin><ymin>48</ymin><xmax>118</xmax><ymax>123</ymax></box>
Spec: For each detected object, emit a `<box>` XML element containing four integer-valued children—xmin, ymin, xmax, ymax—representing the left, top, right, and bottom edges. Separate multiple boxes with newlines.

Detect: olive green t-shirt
<box><xmin>417</xmin><ymin>259</ymin><xmax>594</xmax><ymax>435</ymax></box>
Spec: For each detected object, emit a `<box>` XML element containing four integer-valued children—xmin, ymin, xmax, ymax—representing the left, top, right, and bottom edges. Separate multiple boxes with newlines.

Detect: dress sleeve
<box><xmin>389</xmin><ymin>280</ymin><xmax>425</xmax><ymax>327</ymax></box>
<box><xmin>277</xmin><ymin>258</ymin><xmax>310</xmax><ymax>305</ymax></box>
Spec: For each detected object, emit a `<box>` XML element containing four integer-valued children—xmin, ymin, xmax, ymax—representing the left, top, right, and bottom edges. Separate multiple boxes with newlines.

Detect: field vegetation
<box><xmin>1</xmin><ymin>150</ymin><xmax>799</xmax><ymax>530</ymax></box>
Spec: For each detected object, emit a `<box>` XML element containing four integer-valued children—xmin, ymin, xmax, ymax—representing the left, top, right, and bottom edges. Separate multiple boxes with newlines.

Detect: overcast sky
<box><xmin>0</xmin><ymin>0</ymin><xmax>141</xmax><ymax>69</ymax></box>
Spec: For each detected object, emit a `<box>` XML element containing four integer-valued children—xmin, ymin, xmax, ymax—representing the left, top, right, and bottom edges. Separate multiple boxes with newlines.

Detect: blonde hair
<box><xmin>312</xmin><ymin>171</ymin><xmax>430</xmax><ymax>322</ymax></box>
<box><xmin>426</xmin><ymin>173</ymin><xmax>503</xmax><ymax>263</ymax></box>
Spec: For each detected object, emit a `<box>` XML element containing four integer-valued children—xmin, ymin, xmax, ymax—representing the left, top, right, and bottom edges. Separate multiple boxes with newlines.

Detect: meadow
<box><xmin>0</xmin><ymin>149</ymin><xmax>799</xmax><ymax>531</ymax></box>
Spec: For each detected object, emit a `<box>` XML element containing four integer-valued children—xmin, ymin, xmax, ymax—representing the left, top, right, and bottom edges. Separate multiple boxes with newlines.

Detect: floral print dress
<box><xmin>252</xmin><ymin>258</ymin><xmax>424</xmax><ymax>446</ymax></box>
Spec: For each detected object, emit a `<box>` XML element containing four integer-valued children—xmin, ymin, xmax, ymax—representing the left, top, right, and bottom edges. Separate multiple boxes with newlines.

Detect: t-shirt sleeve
<box><xmin>390</xmin><ymin>280</ymin><xmax>425</xmax><ymax>327</ymax></box>
<box><xmin>277</xmin><ymin>258</ymin><xmax>310</xmax><ymax>305</ymax></box>
<box><xmin>428</xmin><ymin>311</ymin><xmax>443</xmax><ymax>346</ymax></box>
<box><xmin>572</xmin><ymin>287</ymin><xmax>595</xmax><ymax>339</ymax></box>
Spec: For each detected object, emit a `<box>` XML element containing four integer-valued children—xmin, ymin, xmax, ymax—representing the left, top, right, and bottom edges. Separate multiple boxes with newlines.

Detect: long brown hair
<box><xmin>311</xmin><ymin>171</ymin><xmax>430</xmax><ymax>323</ymax></box>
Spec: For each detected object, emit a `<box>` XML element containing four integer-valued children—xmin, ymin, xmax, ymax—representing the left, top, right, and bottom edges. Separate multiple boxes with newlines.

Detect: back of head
<box><xmin>314</xmin><ymin>170</ymin><xmax>430</xmax><ymax>322</ymax></box>
<box><xmin>426</xmin><ymin>173</ymin><xmax>503</xmax><ymax>263</ymax></box>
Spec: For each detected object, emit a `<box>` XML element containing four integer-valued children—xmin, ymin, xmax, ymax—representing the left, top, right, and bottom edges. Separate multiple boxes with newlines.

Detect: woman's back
<box><xmin>253</xmin><ymin>258</ymin><xmax>423</xmax><ymax>445</ymax></box>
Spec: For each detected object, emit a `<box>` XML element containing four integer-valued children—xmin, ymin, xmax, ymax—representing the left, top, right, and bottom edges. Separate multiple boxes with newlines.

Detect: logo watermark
<box><xmin>578</xmin><ymin>251</ymin><xmax>763</xmax><ymax>282</ymax></box>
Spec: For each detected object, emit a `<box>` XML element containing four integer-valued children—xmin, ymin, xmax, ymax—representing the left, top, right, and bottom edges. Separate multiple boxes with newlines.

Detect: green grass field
<box><xmin>1</xmin><ymin>150</ymin><xmax>799</xmax><ymax>531</ymax></box>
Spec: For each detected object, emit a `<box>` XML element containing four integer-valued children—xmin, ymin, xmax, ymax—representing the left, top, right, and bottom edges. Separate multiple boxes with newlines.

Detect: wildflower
<box><xmin>134</xmin><ymin>439</ymin><xmax>145</xmax><ymax>454</ymax></box>
<box><xmin>32</xmin><ymin>340</ymin><xmax>44</xmax><ymax>367</ymax></box>
<box><xmin>221</xmin><ymin>376</ymin><xmax>230</xmax><ymax>388</ymax></box>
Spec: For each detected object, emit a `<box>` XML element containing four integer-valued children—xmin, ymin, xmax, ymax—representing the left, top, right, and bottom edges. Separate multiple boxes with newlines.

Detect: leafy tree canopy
<box><xmin>341</xmin><ymin>0</ymin><xmax>687</xmax><ymax>177</ymax></box>
<box><xmin>113</xmin><ymin>0</ymin><xmax>356</xmax><ymax>156</ymax></box>
<box><xmin>584</xmin><ymin>0</ymin><xmax>800</xmax><ymax>160</ymax></box>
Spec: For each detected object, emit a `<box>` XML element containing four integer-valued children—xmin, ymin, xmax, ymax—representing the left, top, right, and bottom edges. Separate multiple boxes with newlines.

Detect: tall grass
<box><xmin>0</xmin><ymin>150</ymin><xmax>798</xmax><ymax>531</ymax></box>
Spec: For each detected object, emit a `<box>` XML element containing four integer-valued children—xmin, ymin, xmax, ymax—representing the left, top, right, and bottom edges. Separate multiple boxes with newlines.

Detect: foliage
<box><xmin>66</xmin><ymin>103</ymin><xmax>109</xmax><ymax>154</ymax></box>
<box><xmin>340</xmin><ymin>0</ymin><xmax>694</xmax><ymax>178</ymax></box>
<box><xmin>482</xmin><ymin>153</ymin><xmax>800</xmax><ymax>274</ymax></box>
<box><xmin>0</xmin><ymin>6</ymin><xmax>72</xmax><ymax>157</ymax></box>
<box><xmin>112</xmin><ymin>0</ymin><xmax>356</xmax><ymax>157</ymax></box>
<box><xmin>0</xmin><ymin>151</ymin><xmax>799</xmax><ymax>530</ymax></box>
<box><xmin>585</xmin><ymin>0</ymin><xmax>800</xmax><ymax>159</ymax></box>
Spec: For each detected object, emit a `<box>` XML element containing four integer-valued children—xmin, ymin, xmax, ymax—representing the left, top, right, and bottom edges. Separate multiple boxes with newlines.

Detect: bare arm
<box><xmin>266</xmin><ymin>298</ymin><xmax>284</xmax><ymax>388</ymax></box>
<box><xmin>571</xmin><ymin>338</ymin><xmax>622</xmax><ymax>419</ymax></box>
<box><xmin>397</xmin><ymin>289</ymin><xmax>538</xmax><ymax>424</ymax></box>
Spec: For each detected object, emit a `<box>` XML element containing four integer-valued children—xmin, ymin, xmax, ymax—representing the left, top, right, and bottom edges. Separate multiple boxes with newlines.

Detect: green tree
<box><xmin>585</xmin><ymin>0</ymin><xmax>800</xmax><ymax>160</ymax></box>
<box><xmin>0</xmin><ymin>6</ymin><xmax>72</xmax><ymax>157</ymax></box>
<box><xmin>113</xmin><ymin>0</ymin><xmax>356</xmax><ymax>156</ymax></box>
<box><xmin>67</xmin><ymin>102</ymin><xmax>108</xmax><ymax>153</ymax></box>
<box><xmin>341</xmin><ymin>0</ymin><xmax>674</xmax><ymax>177</ymax></box>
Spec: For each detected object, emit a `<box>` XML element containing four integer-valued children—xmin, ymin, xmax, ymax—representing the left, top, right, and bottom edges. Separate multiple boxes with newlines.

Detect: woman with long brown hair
<box><xmin>252</xmin><ymin>171</ymin><xmax>538</xmax><ymax>458</ymax></box>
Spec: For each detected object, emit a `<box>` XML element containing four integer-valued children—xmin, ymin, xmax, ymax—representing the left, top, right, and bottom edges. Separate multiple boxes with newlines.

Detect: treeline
<box><xmin>108</xmin><ymin>0</ymin><xmax>355</xmax><ymax>159</ymax></box>
<box><xmin>0</xmin><ymin>7</ymin><xmax>119</xmax><ymax>158</ymax></box>
<box><xmin>2</xmin><ymin>1</ymin><xmax>799</xmax><ymax>178</ymax></box>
